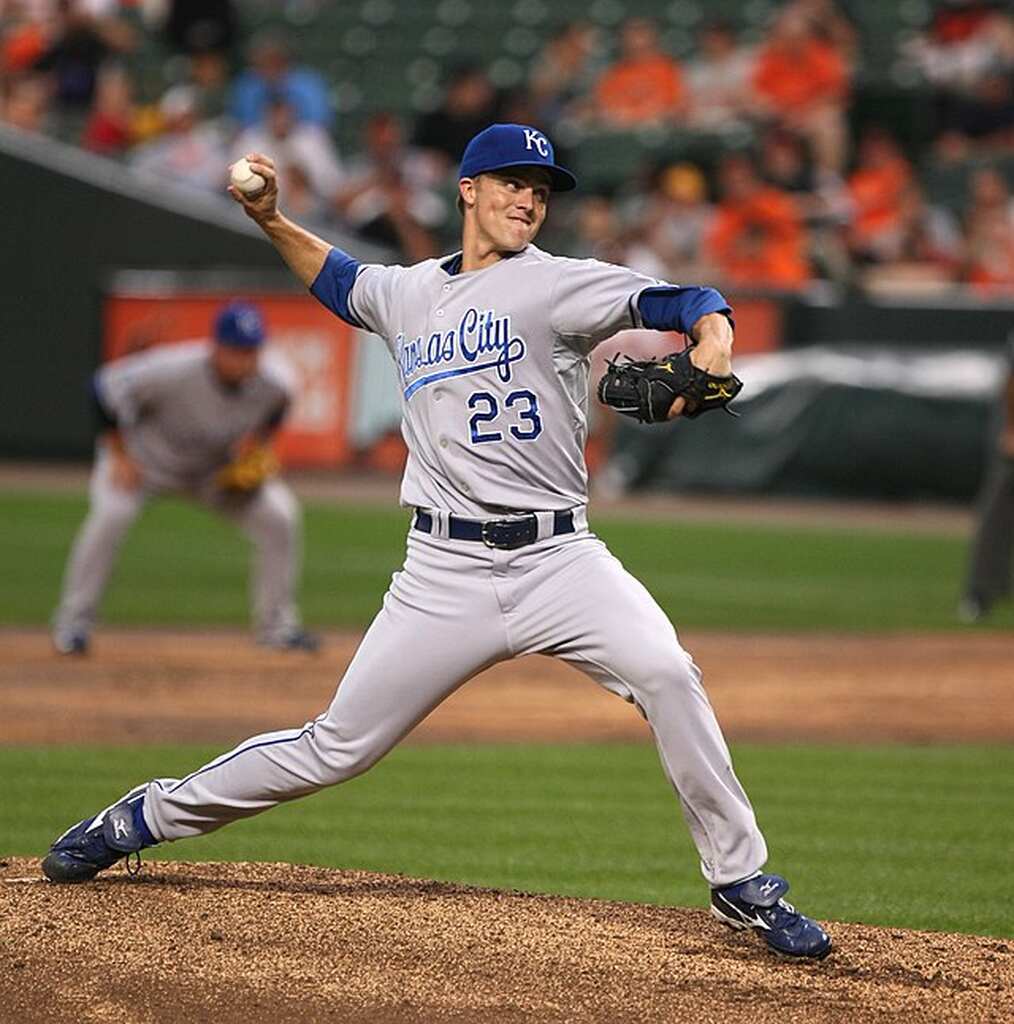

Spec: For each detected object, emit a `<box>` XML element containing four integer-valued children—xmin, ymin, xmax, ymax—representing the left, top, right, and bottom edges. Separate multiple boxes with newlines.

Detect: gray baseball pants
<box><xmin>53</xmin><ymin>449</ymin><xmax>303</xmax><ymax>643</ymax></box>
<box><xmin>143</xmin><ymin>523</ymin><xmax>767</xmax><ymax>887</ymax></box>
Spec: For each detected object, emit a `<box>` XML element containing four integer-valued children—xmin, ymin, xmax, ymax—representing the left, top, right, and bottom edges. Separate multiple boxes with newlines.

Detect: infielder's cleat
<box><xmin>957</xmin><ymin>595</ymin><xmax>988</xmax><ymax>624</ymax></box>
<box><xmin>52</xmin><ymin>631</ymin><xmax>89</xmax><ymax>656</ymax></box>
<box><xmin>263</xmin><ymin>629</ymin><xmax>321</xmax><ymax>653</ymax></box>
<box><xmin>41</xmin><ymin>785</ymin><xmax>157</xmax><ymax>883</ymax></box>
<box><xmin>710</xmin><ymin>873</ymin><xmax>832</xmax><ymax>960</ymax></box>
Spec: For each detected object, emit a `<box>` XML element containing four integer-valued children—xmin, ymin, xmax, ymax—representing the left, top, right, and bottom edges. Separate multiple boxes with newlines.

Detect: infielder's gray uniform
<box><xmin>53</xmin><ymin>341</ymin><xmax>305</xmax><ymax>644</ymax></box>
<box><xmin>140</xmin><ymin>246</ymin><xmax>768</xmax><ymax>887</ymax></box>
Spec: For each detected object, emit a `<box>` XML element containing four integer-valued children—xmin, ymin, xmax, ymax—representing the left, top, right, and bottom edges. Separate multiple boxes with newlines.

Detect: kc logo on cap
<box><xmin>458</xmin><ymin>123</ymin><xmax>577</xmax><ymax>192</ymax></box>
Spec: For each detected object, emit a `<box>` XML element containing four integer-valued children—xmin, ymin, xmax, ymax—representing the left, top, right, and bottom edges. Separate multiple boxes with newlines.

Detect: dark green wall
<box><xmin>0</xmin><ymin>148</ymin><xmax>285</xmax><ymax>458</ymax></box>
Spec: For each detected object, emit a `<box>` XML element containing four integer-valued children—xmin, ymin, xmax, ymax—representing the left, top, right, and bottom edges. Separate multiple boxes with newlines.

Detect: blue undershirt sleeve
<box><xmin>636</xmin><ymin>286</ymin><xmax>733</xmax><ymax>336</ymax></box>
<box><xmin>309</xmin><ymin>247</ymin><xmax>363</xmax><ymax>327</ymax></box>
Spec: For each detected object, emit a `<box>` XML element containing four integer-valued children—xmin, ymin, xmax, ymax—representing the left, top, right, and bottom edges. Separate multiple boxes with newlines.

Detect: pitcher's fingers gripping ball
<box><xmin>597</xmin><ymin>348</ymin><xmax>743</xmax><ymax>423</ymax></box>
<box><xmin>227</xmin><ymin>152</ymin><xmax>278</xmax><ymax>219</ymax></box>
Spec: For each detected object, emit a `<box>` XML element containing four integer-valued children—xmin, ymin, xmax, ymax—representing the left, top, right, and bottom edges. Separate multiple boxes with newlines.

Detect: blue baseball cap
<box><xmin>214</xmin><ymin>301</ymin><xmax>265</xmax><ymax>348</ymax></box>
<box><xmin>459</xmin><ymin>123</ymin><xmax>577</xmax><ymax>192</ymax></box>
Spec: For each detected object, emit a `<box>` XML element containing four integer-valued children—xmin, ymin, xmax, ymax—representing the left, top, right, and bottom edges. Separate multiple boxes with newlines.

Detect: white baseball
<box><xmin>230</xmin><ymin>157</ymin><xmax>266</xmax><ymax>197</ymax></box>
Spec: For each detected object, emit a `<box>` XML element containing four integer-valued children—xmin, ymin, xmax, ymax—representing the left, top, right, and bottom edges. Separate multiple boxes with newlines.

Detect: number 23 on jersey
<box><xmin>467</xmin><ymin>390</ymin><xmax>543</xmax><ymax>444</ymax></box>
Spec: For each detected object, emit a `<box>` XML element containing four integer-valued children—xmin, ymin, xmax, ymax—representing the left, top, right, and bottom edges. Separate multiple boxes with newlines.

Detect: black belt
<box><xmin>413</xmin><ymin>508</ymin><xmax>575</xmax><ymax>550</ymax></box>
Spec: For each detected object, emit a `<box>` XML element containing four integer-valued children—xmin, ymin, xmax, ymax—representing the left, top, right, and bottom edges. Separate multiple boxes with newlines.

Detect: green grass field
<box><xmin>1</xmin><ymin>490</ymin><xmax>1010</xmax><ymax>630</ymax></box>
<box><xmin>3</xmin><ymin>743</ymin><xmax>1012</xmax><ymax>938</ymax></box>
<box><xmin>3</xmin><ymin>490</ymin><xmax>1012</xmax><ymax>940</ymax></box>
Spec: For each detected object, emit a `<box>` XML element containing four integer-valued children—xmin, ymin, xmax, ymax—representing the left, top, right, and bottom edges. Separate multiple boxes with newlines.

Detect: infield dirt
<box><xmin>1</xmin><ymin>858</ymin><xmax>1012</xmax><ymax>1024</ymax></box>
<box><xmin>3</xmin><ymin>627</ymin><xmax>1013</xmax><ymax>1023</ymax></box>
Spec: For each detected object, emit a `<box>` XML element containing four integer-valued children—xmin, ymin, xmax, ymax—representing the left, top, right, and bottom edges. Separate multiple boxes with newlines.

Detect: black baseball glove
<box><xmin>596</xmin><ymin>348</ymin><xmax>743</xmax><ymax>424</ymax></box>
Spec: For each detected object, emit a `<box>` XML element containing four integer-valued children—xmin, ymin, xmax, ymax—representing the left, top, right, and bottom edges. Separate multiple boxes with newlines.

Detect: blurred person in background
<box><xmin>685</xmin><ymin>19</ymin><xmax>755</xmax><ymax>137</ymax></box>
<box><xmin>636</xmin><ymin>162</ymin><xmax>717</xmax><ymax>282</ymax></box>
<box><xmin>594</xmin><ymin>16</ymin><xmax>686</xmax><ymax>128</ymax></box>
<box><xmin>934</xmin><ymin>69</ymin><xmax>1014</xmax><ymax>160</ymax></box>
<box><xmin>960</xmin><ymin>335</ymin><xmax>1014</xmax><ymax>623</ymax></box>
<box><xmin>335</xmin><ymin>111</ymin><xmax>443</xmax><ymax>262</ymax></box>
<box><xmin>527</xmin><ymin>20</ymin><xmax>600</xmax><ymax>128</ymax></box>
<box><xmin>233</xmin><ymin>93</ymin><xmax>345</xmax><ymax>221</ymax></box>
<box><xmin>705</xmin><ymin>151</ymin><xmax>811</xmax><ymax>290</ymax></box>
<box><xmin>570</xmin><ymin>192</ymin><xmax>666</xmax><ymax>277</ymax></box>
<box><xmin>130</xmin><ymin>84</ymin><xmax>226</xmax><ymax>193</ymax></box>
<box><xmin>32</xmin><ymin>0</ymin><xmax>134</xmax><ymax>112</ymax></box>
<box><xmin>80</xmin><ymin>61</ymin><xmax>133</xmax><ymax>154</ymax></box>
<box><xmin>750</xmin><ymin>5</ymin><xmax>850</xmax><ymax>173</ymax></box>
<box><xmin>904</xmin><ymin>0</ymin><xmax>1014</xmax><ymax>141</ymax></box>
<box><xmin>857</xmin><ymin>181</ymin><xmax>962</xmax><ymax>292</ymax></box>
<box><xmin>229</xmin><ymin>30</ymin><xmax>331</xmax><ymax>131</ymax></box>
<box><xmin>962</xmin><ymin>166</ymin><xmax>1014</xmax><ymax>291</ymax></box>
<box><xmin>157</xmin><ymin>0</ymin><xmax>237</xmax><ymax>57</ymax></box>
<box><xmin>51</xmin><ymin>301</ymin><xmax>318</xmax><ymax>655</ymax></box>
<box><xmin>412</xmin><ymin>63</ymin><xmax>501</xmax><ymax>166</ymax></box>
<box><xmin>0</xmin><ymin>71</ymin><xmax>50</xmax><ymax>132</ymax></box>
<box><xmin>759</xmin><ymin>127</ymin><xmax>851</xmax><ymax>282</ymax></box>
<box><xmin>845</xmin><ymin>126</ymin><xmax>915</xmax><ymax>265</ymax></box>
<box><xmin>1</xmin><ymin>1</ymin><xmax>49</xmax><ymax>76</ymax></box>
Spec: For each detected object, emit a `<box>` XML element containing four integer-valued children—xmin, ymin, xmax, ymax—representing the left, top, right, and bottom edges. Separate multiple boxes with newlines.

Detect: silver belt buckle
<box><xmin>481</xmin><ymin>520</ymin><xmax>497</xmax><ymax>548</ymax></box>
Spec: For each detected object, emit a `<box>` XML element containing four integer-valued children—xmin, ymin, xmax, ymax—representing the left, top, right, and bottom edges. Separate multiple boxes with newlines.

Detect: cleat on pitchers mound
<box><xmin>42</xmin><ymin>785</ymin><xmax>157</xmax><ymax>883</ymax></box>
<box><xmin>710</xmin><ymin>873</ymin><xmax>832</xmax><ymax>960</ymax></box>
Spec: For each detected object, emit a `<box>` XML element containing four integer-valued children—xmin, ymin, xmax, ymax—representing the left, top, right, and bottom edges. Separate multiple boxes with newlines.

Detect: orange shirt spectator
<box><xmin>846</xmin><ymin>129</ymin><xmax>913</xmax><ymax>258</ymax></box>
<box><xmin>752</xmin><ymin>31</ymin><xmax>846</xmax><ymax>114</ymax></box>
<box><xmin>707</xmin><ymin>154</ymin><xmax>810</xmax><ymax>289</ymax></box>
<box><xmin>596</xmin><ymin>17</ymin><xmax>685</xmax><ymax>126</ymax></box>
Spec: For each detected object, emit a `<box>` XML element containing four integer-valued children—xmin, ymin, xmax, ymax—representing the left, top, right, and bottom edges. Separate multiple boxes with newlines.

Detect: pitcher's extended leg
<box><xmin>512</xmin><ymin>536</ymin><xmax>766</xmax><ymax>888</ymax></box>
<box><xmin>143</xmin><ymin>535</ymin><xmax>509</xmax><ymax>841</ymax></box>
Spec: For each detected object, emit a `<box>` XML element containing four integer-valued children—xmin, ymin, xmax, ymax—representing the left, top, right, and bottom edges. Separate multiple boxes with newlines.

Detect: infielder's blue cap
<box><xmin>459</xmin><ymin>123</ymin><xmax>577</xmax><ymax>192</ymax></box>
<box><xmin>214</xmin><ymin>301</ymin><xmax>265</xmax><ymax>348</ymax></box>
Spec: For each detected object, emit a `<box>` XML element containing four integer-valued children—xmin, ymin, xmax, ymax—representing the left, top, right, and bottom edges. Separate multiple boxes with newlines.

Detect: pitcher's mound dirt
<box><xmin>1</xmin><ymin>859</ymin><xmax>1010</xmax><ymax>1024</ymax></box>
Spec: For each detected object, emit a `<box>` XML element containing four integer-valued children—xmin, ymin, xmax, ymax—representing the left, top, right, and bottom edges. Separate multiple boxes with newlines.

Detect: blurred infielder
<box><xmin>51</xmin><ymin>302</ymin><xmax>318</xmax><ymax>654</ymax></box>
<box><xmin>42</xmin><ymin>125</ymin><xmax>831</xmax><ymax>959</ymax></box>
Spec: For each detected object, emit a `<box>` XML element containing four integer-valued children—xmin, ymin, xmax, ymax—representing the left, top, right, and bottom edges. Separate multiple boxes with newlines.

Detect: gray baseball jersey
<box><xmin>347</xmin><ymin>245</ymin><xmax>661</xmax><ymax>515</ymax></box>
<box><xmin>95</xmin><ymin>341</ymin><xmax>296</xmax><ymax>490</ymax></box>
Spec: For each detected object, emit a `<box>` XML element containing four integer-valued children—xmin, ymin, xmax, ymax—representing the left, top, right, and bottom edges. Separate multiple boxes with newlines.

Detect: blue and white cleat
<box><xmin>710</xmin><ymin>873</ymin><xmax>832</xmax><ymax>960</ymax></box>
<box><xmin>41</xmin><ymin>785</ymin><xmax>157</xmax><ymax>883</ymax></box>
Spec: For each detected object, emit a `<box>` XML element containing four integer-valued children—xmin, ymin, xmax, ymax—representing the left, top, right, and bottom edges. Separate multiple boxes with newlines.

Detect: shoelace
<box><xmin>125</xmin><ymin>850</ymin><xmax>143</xmax><ymax>876</ymax></box>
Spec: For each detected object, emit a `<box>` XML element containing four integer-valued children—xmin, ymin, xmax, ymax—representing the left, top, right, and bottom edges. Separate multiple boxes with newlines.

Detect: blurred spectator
<box><xmin>336</xmin><ymin>111</ymin><xmax>444</xmax><ymax>262</ymax></box>
<box><xmin>412</xmin><ymin>64</ymin><xmax>500</xmax><ymax>166</ymax></box>
<box><xmin>861</xmin><ymin>182</ymin><xmax>962</xmax><ymax>289</ymax></box>
<box><xmin>594</xmin><ymin>17</ymin><xmax>686</xmax><ymax>128</ymax></box>
<box><xmin>935</xmin><ymin>70</ymin><xmax>1014</xmax><ymax>159</ymax></box>
<box><xmin>787</xmin><ymin>0</ymin><xmax>859</xmax><ymax>67</ymax></box>
<box><xmin>32</xmin><ymin>0</ymin><xmax>134</xmax><ymax>110</ymax></box>
<box><xmin>1</xmin><ymin>2</ymin><xmax>48</xmax><ymax>75</ymax></box>
<box><xmin>571</xmin><ymin>194</ymin><xmax>666</xmax><ymax>277</ymax></box>
<box><xmin>129</xmin><ymin>84</ymin><xmax>226</xmax><ymax>193</ymax></box>
<box><xmin>962</xmin><ymin>167</ymin><xmax>1014</xmax><ymax>290</ymax></box>
<box><xmin>81</xmin><ymin>61</ymin><xmax>133</xmax><ymax>154</ymax></box>
<box><xmin>685</xmin><ymin>19</ymin><xmax>755</xmax><ymax>135</ymax></box>
<box><xmin>528</xmin><ymin>21</ymin><xmax>600</xmax><ymax>127</ymax></box>
<box><xmin>183</xmin><ymin>49</ymin><xmax>230</xmax><ymax>121</ymax></box>
<box><xmin>160</xmin><ymin>0</ymin><xmax>237</xmax><ymax>57</ymax></box>
<box><xmin>905</xmin><ymin>0</ymin><xmax>1014</xmax><ymax>95</ymax></box>
<box><xmin>706</xmin><ymin>152</ymin><xmax>811</xmax><ymax>290</ymax></box>
<box><xmin>229</xmin><ymin>31</ymin><xmax>331</xmax><ymax>130</ymax></box>
<box><xmin>751</xmin><ymin>7</ymin><xmax>850</xmax><ymax>172</ymax></box>
<box><xmin>760</xmin><ymin>127</ymin><xmax>851</xmax><ymax>281</ymax></box>
<box><xmin>233</xmin><ymin>94</ymin><xmax>345</xmax><ymax>219</ymax></box>
<box><xmin>0</xmin><ymin>71</ymin><xmax>50</xmax><ymax>133</ymax></box>
<box><xmin>636</xmin><ymin>162</ymin><xmax>717</xmax><ymax>282</ymax></box>
<box><xmin>845</xmin><ymin>127</ymin><xmax>914</xmax><ymax>263</ymax></box>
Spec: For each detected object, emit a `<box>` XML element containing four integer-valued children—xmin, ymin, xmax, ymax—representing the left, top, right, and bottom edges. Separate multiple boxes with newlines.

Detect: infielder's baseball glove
<box><xmin>216</xmin><ymin>445</ymin><xmax>280</xmax><ymax>492</ymax></box>
<box><xmin>597</xmin><ymin>348</ymin><xmax>743</xmax><ymax>424</ymax></box>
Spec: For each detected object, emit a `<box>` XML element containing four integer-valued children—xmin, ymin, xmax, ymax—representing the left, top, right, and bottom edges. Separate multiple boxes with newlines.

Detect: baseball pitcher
<box><xmin>42</xmin><ymin>125</ymin><xmax>830</xmax><ymax>959</ymax></box>
<box><xmin>51</xmin><ymin>302</ymin><xmax>318</xmax><ymax>654</ymax></box>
